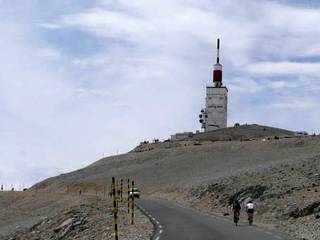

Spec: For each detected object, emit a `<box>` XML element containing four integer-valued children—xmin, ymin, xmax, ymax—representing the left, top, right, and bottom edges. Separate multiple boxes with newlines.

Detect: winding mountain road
<box><xmin>137</xmin><ymin>198</ymin><xmax>290</xmax><ymax>240</ymax></box>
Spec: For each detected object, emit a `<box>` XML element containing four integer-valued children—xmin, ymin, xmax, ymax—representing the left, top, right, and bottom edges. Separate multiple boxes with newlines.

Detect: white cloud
<box><xmin>247</xmin><ymin>62</ymin><xmax>320</xmax><ymax>76</ymax></box>
<box><xmin>37</xmin><ymin>23</ymin><xmax>61</xmax><ymax>30</ymax></box>
<box><xmin>272</xmin><ymin>97</ymin><xmax>316</xmax><ymax>109</ymax></box>
<box><xmin>36</xmin><ymin>48</ymin><xmax>63</xmax><ymax>61</ymax></box>
<box><xmin>229</xmin><ymin>78</ymin><xmax>265</xmax><ymax>93</ymax></box>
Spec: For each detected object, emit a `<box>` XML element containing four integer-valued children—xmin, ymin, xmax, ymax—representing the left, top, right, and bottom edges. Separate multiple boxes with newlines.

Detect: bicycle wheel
<box><xmin>234</xmin><ymin>213</ymin><xmax>239</xmax><ymax>226</ymax></box>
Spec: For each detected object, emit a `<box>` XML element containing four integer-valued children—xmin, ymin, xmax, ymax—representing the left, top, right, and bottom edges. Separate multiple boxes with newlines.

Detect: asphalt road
<box><xmin>137</xmin><ymin>198</ymin><xmax>290</xmax><ymax>240</ymax></box>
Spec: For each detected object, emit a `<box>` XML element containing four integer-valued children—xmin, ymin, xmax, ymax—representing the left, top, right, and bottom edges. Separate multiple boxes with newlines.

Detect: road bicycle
<box><xmin>233</xmin><ymin>211</ymin><xmax>240</xmax><ymax>226</ymax></box>
<box><xmin>247</xmin><ymin>212</ymin><xmax>253</xmax><ymax>225</ymax></box>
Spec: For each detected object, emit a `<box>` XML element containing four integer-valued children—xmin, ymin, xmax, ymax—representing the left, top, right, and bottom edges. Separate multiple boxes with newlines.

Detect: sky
<box><xmin>1</xmin><ymin>0</ymin><xmax>320</xmax><ymax>188</ymax></box>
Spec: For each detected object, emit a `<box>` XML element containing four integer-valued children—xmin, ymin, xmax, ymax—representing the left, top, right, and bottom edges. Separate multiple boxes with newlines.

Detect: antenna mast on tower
<box><xmin>213</xmin><ymin>38</ymin><xmax>223</xmax><ymax>87</ymax></box>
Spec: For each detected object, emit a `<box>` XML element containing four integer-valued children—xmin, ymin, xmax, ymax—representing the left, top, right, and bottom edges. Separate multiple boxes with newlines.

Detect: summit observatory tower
<box><xmin>199</xmin><ymin>39</ymin><xmax>228</xmax><ymax>131</ymax></box>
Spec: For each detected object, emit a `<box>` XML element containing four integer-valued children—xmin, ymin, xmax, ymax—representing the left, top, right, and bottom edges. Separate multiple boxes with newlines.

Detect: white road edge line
<box><xmin>137</xmin><ymin>204</ymin><xmax>163</xmax><ymax>240</ymax></box>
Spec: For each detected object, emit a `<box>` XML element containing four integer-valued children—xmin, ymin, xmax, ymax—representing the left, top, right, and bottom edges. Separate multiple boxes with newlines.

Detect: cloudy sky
<box><xmin>1</xmin><ymin>0</ymin><xmax>320</xmax><ymax>188</ymax></box>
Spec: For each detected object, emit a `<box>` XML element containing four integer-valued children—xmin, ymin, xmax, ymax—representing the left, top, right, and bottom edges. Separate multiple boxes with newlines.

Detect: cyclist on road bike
<box><xmin>232</xmin><ymin>200</ymin><xmax>241</xmax><ymax>226</ymax></box>
<box><xmin>245</xmin><ymin>200</ymin><xmax>255</xmax><ymax>225</ymax></box>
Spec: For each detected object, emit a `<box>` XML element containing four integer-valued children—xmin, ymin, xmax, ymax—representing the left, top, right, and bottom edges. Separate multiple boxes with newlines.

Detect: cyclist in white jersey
<box><xmin>245</xmin><ymin>200</ymin><xmax>255</xmax><ymax>225</ymax></box>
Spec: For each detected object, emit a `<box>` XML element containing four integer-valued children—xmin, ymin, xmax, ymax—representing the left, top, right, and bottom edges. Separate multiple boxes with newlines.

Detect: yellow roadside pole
<box><xmin>120</xmin><ymin>179</ymin><xmax>123</xmax><ymax>202</ymax></box>
<box><xmin>131</xmin><ymin>180</ymin><xmax>135</xmax><ymax>225</ymax></box>
<box><xmin>127</xmin><ymin>179</ymin><xmax>130</xmax><ymax>214</ymax></box>
<box><xmin>112</xmin><ymin>177</ymin><xmax>119</xmax><ymax>240</ymax></box>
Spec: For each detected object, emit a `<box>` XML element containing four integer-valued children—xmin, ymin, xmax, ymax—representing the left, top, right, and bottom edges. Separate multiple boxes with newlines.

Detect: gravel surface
<box><xmin>0</xmin><ymin>192</ymin><xmax>153</xmax><ymax>240</ymax></box>
<box><xmin>32</xmin><ymin>136</ymin><xmax>320</xmax><ymax>195</ymax></box>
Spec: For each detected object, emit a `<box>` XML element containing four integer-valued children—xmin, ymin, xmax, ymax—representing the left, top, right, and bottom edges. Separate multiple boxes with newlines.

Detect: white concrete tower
<box><xmin>199</xmin><ymin>39</ymin><xmax>228</xmax><ymax>131</ymax></box>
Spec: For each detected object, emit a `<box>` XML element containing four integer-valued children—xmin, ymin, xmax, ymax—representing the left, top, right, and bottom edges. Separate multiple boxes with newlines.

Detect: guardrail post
<box><xmin>112</xmin><ymin>177</ymin><xmax>119</xmax><ymax>240</ymax></box>
<box><xmin>127</xmin><ymin>178</ymin><xmax>130</xmax><ymax>214</ymax></box>
<box><xmin>120</xmin><ymin>179</ymin><xmax>123</xmax><ymax>202</ymax></box>
<box><xmin>116</xmin><ymin>180</ymin><xmax>119</xmax><ymax>209</ymax></box>
<box><xmin>131</xmin><ymin>180</ymin><xmax>135</xmax><ymax>225</ymax></box>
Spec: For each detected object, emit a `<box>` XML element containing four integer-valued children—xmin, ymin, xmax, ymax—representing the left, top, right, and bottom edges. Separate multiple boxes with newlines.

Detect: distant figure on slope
<box><xmin>245</xmin><ymin>200</ymin><xmax>256</xmax><ymax>225</ymax></box>
<box><xmin>232</xmin><ymin>200</ymin><xmax>241</xmax><ymax>226</ymax></box>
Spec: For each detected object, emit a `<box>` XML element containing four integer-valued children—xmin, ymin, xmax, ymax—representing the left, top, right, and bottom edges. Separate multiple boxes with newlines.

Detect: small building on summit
<box><xmin>199</xmin><ymin>39</ymin><xmax>228</xmax><ymax>132</ymax></box>
<box><xmin>170</xmin><ymin>132</ymin><xmax>194</xmax><ymax>141</ymax></box>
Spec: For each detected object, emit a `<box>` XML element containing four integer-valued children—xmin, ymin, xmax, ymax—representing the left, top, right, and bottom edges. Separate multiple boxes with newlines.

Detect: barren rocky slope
<box><xmin>187</xmin><ymin>154</ymin><xmax>320</xmax><ymax>240</ymax></box>
<box><xmin>3</xmin><ymin>125</ymin><xmax>320</xmax><ymax>240</ymax></box>
<box><xmin>23</xmin><ymin>125</ymin><xmax>320</xmax><ymax>239</ymax></box>
<box><xmin>33</xmin><ymin>129</ymin><xmax>317</xmax><ymax>195</ymax></box>
<box><xmin>0</xmin><ymin>192</ymin><xmax>152</xmax><ymax>240</ymax></box>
